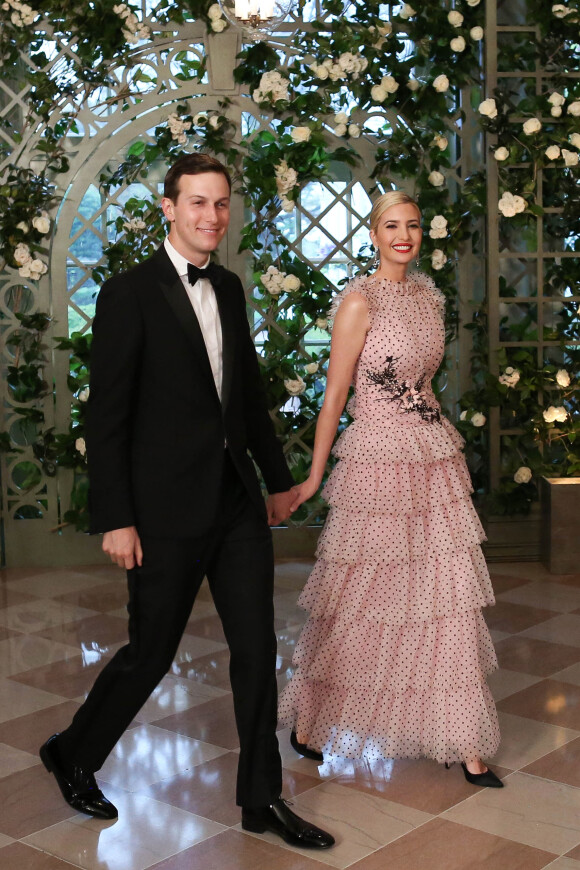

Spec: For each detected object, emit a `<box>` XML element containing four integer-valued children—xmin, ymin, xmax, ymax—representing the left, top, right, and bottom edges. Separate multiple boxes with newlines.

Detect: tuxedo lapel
<box><xmin>212</xmin><ymin>273</ymin><xmax>236</xmax><ymax>410</ymax></box>
<box><xmin>153</xmin><ymin>248</ymin><xmax>218</xmax><ymax>396</ymax></box>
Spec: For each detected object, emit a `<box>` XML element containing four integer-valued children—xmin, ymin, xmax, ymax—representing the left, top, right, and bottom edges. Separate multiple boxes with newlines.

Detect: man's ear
<box><xmin>161</xmin><ymin>197</ymin><xmax>175</xmax><ymax>222</ymax></box>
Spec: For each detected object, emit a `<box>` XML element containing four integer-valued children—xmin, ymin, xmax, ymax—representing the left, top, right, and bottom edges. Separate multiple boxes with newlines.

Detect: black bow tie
<box><xmin>187</xmin><ymin>262</ymin><xmax>221</xmax><ymax>286</ymax></box>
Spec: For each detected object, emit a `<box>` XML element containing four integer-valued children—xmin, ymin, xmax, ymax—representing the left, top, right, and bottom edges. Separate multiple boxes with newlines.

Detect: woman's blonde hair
<box><xmin>369</xmin><ymin>191</ymin><xmax>421</xmax><ymax>234</ymax></box>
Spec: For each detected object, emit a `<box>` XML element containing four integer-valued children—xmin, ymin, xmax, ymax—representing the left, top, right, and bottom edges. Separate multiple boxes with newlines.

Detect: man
<box><xmin>40</xmin><ymin>153</ymin><xmax>334</xmax><ymax>850</ymax></box>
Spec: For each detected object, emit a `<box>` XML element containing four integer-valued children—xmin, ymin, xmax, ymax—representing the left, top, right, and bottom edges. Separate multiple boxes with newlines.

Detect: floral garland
<box><xmin>0</xmin><ymin>0</ymin><xmax>578</xmax><ymax>531</ymax></box>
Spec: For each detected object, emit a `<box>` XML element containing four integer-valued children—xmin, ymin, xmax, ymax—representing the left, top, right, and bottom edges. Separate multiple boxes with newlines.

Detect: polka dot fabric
<box><xmin>278</xmin><ymin>272</ymin><xmax>501</xmax><ymax>765</ymax></box>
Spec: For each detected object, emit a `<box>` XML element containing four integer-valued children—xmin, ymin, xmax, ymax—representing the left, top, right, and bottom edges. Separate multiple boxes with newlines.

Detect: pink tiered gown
<box><xmin>278</xmin><ymin>273</ymin><xmax>500</xmax><ymax>764</ymax></box>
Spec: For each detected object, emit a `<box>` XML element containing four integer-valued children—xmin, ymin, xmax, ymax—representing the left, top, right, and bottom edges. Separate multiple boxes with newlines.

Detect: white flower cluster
<box><xmin>398</xmin><ymin>4</ymin><xmax>416</xmax><ymax>19</ymax></box>
<box><xmin>514</xmin><ymin>466</ymin><xmax>532</xmax><ymax>484</ymax></box>
<box><xmin>207</xmin><ymin>3</ymin><xmax>227</xmax><ymax>32</ymax></box>
<box><xmin>478</xmin><ymin>98</ymin><xmax>498</xmax><ymax>119</ymax></box>
<box><xmin>332</xmin><ymin>112</ymin><xmax>360</xmax><ymax>138</ymax></box>
<box><xmin>552</xmin><ymin>3</ymin><xmax>576</xmax><ymax>17</ymax></box>
<box><xmin>371</xmin><ymin>75</ymin><xmax>399</xmax><ymax>102</ymax></box>
<box><xmin>498</xmin><ymin>366</ymin><xmax>520</xmax><ymax>387</ymax></box>
<box><xmin>429</xmin><ymin>214</ymin><xmax>448</xmax><ymax>239</ymax></box>
<box><xmin>433</xmin><ymin>74</ymin><xmax>450</xmax><ymax>93</ymax></box>
<box><xmin>460</xmin><ymin>410</ymin><xmax>486</xmax><ymax>427</ymax></box>
<box><xmin>192</xmin><ymin>112</ymin><xmax>221</xmax><ymax>130</ymax></box>
<box><xmin>275</xmin><ymin>160</ymin><xmax>298</xmax><ymax>212</ymax></box>
<box><xmin>431</xmin><ymin>249</ymin><xmax>447</xmax><ymax>270</ymax></box>
<box><xmin>305</xmin><ymin>361</ymin><xmax>319</xmax><ymax>375</ymax></box>
<box><xmin>13</xmin><ymin>242</ymin><xmax>48</xmax><ymax>280</ymax></box>
<box><xmin>32</xmin><ymin>212</ymin><xmax>51</xmax><ymax>234</ymax></box>
<box><xmin>543</xmin><ymin>405</ymin><xmax>567</xmax><ymax>423</ymax></box>
<box><xmin>433</xmin><ymin>134</ymin><xmax>448</xmax><ymax>151</ymax></box>
<box><xmin>123</xmin><ymin>218</ymin><xmax>146</xmax><ymax>232</ymax></box>
<box><xmin>113</xmin><ymin>3</ymin><xmax>150</xmax><ymax>44</ymax></box>
<box><xmin>369</xmin><ymin>21</ymin><xmax>392</xmax><ymax>49</ymax></box>
<box><xmin>290</xmin><ymin>126</ymin><xmax>311</xmax><ymax>143</ymax></box>
<box><xmin>284</xmin><ymin>376</ymin><xmax>306</xmax><ymax>396</ymax></box>
<box><xmin>428</xmin><ymin>170</ymin><xmax>445</xmax><ymax>187</ymax></box>
<box><xmin>498</xmin><ymin>192</ymin><xmax>526</xmax><ymax>218</ymax></box>
<box><xmin>75</xmin><ymin>437</ymin><xmax>87</xmax><ymax>457</ymax></box>
<box><xmin>310</xmin><ymin>53</ymin><xmax>368</xmax><ymax>82</ymax></box>
<box><xmin>556</xmin><ymin>369</ymin><xmax>571</xmax><ymax>387</ymax></box>
<box><xmin>548</xmin><ymin>92</ymin><xmax>580</xmax><ymax>118</ymax></box>
<box><xmin>260</xmin><ymin>266</ymin><xmax>301</xmax><ymax>297</ymax></box>
<box><xmin>2</xmin><ymin>0</ymin><xmax>36</xmax><ymax>26</ymax></box>
<box><xmin>546</xmin><ymin>143</ymin><xmax>580</xmax><ymax>167</ymax></box>
<box><xmin>253</xmin><ymin>71</ymin><xmax>290</xmax><ymax>104</ymax></box>
<box><xmin>167</xmin><ymin>112</ymin><xmax>192</xmax><ymax>145</ymax></box>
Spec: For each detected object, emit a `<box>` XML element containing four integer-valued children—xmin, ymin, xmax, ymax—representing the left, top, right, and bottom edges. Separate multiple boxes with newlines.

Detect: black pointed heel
<box><xmin>460</xmin><ymin>762</ymin><xmax>503</xmax><ymax>788</ymax></box>
<box><xmin>290</xmin><ymin>730</ymin><xmax>323</xmax><ymax>762</ymax></box>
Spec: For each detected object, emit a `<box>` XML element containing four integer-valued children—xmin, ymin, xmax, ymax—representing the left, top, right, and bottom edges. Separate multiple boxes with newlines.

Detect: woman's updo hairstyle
<box><xmin>369</xmin><ymin>190</ymin><xmax>421</xmax><ymax>234</ymax></box>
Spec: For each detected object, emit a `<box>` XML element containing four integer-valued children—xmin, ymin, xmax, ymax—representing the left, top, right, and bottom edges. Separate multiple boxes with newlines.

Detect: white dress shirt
<box><xmin>164</xmin><ymin>237</ymin><xmax>223</xmax><ymax>400</ymax></box>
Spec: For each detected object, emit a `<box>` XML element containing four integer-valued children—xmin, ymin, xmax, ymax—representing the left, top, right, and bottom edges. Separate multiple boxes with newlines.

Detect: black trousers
<box><xmin>58</xmin><ymin>454</ymin><xmax>283</xmax><ymax>807</ymax></box>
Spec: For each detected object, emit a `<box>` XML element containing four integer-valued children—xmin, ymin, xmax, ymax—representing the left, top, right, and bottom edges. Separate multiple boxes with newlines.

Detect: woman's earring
<box><xmin>372</xmin><ymin>248</ymin><xmax>380</xmax><ymax>269</ymax></box>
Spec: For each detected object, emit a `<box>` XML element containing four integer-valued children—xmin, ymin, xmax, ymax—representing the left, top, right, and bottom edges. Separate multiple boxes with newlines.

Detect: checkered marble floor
<box><xmin>2</xmin><ymin>559</ymin><xmax>580</xmax><ymax>869</ymax></box>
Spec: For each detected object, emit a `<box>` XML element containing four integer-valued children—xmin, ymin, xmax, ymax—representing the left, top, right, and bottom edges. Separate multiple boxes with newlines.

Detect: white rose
<box><xmin>334</xmin><ymin>112</ymin><xmax>348</xmax><ymax>125</ymax></box>
<box><xmin>78</xmin><ymin>387</ymin><xmax>90</xmax><ymax>402</ymax></box>
<box><xmin>371</xmin><ymin>84</ymin><xmax>388</xmax><ymax>102</ymax></box>
<box><xmin>407</xmin><ymin>78</ymin><xmax>420</xmax><ymax>91</ymax></box>
<box><xmin>466</xmin><ymin>0</ymin><xmax>481</xmax><ymax>5</ymax></box>
<box><xmin>514</xmin><ymin>466</ymin><xmax>532</xmax><ymax>484</ymax></box>
<box><xmin>381</xmin><ymin>75</ymin><xmax>399</xmax><ymax>93</ymax></box>
<box><xmin>543</xmin><ymin>405</ymin><xmax>567</xmax><ymax>423</ymax></box>
<box><xmin>448</xmin><ymin>10</ymin><xmax>463</xmax><ymax>25</ymax></box>
<box><xmin>433</xmin><ymin>74</ymin><xmax>450</xmax><ymax>92</ymax></box>
<box><xmin>334</xmin><ymin>123</ymin><xmax>347</xmax><ymax>137</ymax></box>
<box><xmin>211</xmin><ymin>18</ymin><xmax>227</xmax><ymax>31</ymax></box>
<box><xmin>569</xmin><ymin>133</ymin><xmax>580</xmax><ymax>148</ymax></box>
<box><xmin>523</xmin><ymin>117</ymin><xmax>542</xmax><ymax>135</ymax></box>
<box><xmin>14</xmin><ymin>242</ymin><xmax>32</xmax><ymax>265</ymax></box>
<box><xmin>305</xmin><ymin>362</ymin><xmax>319</xmax><ymax>375</ymax></box>
<box><xmin>291</xmin><ymin>126</ymin><xmax>311</xmax><ymax>143</ymax></box>
<box><xmin>209</xmin><ymin>116</ymin><xmax>220</xmax><ymax>129</ymax></box>
<box><xmin>494</xmin><ymin>146</ymin><xmax>509</xmax><ymax>161</ymax></box>
<box><xmin>29</xmin><ymin>258</ymin><xmax>47</xmax><ymax>277</ymax></box>
<box><xmin>450</xmin><ymin>36</ymin><xmax>466</xmax><ymax>52</ymax></box>
<box><xmin>428</xmin><ymin>170</ymin><xmax>445</xmax><ymax>187</ymax></box>
<box><xmin>207</xmin><ymin>3</ymin><xmax>223</xmax><ymax>19</ymax></box>
<box><xmin>193</xmin><ymin>112</ymin><xmax>208</xmax><ymax>125</ymax></box>
<box><xmin>311</xmin><ymin>63</ymin><xmax>329</xmax><ymax>81</ymax></box>
<box><xmin>567</xmin><ymin>101</ymin><xmax>580</xmax><ymax>116</ymax></box>
<box><xmin>377</xmin><ymin>22</ymin><xmax>393</xmax><ymax>35</ymax></box>
<box><xmin>348</xmin><ymin>123</ymin><xmax>361</xmax><ymax>138</ymax></box>
<box><xmin>479</xmin><ymin>98</ymin><xmax>498</xmax><ymax>118</ymax></box>
<box><xmin>470</xmin><ymin>26</ymin><xmax>484</xmax><ymax>40</ymax></box>
<box><xmin>399</xmin><ymin>4</ymin><xmax>416</xmax><ymax>19</ymax></box>
<box><xmin>498</xmin><ymin>366</ymin><xmax>520</xmax><ymax>387</ymax></box>
<box><xmin>459</xmin><ymin>410</ymin><xmax>468</xmax><ymax>420</ymax></box>
<box><xmin>556</xmin><ymin>369</ymin><xmax>571</xmax><ymax>387</ymax></box>
<box><xmin>548</xmin><ymin>91</ymin><xmax>565</xmax><ymax>106</ymax></box>
<box><xmin>429</xmin><ymin>214</ymin><xmax>448</xmax><ymax>239</ymax></box>
<box><xmin>315</xmin><ymin>317</ymin><xmax>328</xmax><ymax>330</ymax></box>
<box><xmin>431</xmin><ymin>249</ymin><xmax>447</xmax><ymax>270</ymax></box>
<box><xmin>562</xmin><ymin>149</ymin><xmax>579</xmax><ymax>166</ymax></box>
<box><xmin>16</xmin><ymin>221</ymin><xmax>29</xmax><ymax>232</ymax></box>
<box><xmin>498</xmin><ymin>192</ymin><xmax>527</xmax><ymax>217</ymax></box>
<box><xmin>280</xmin><ymin>195</ymin><xmax>295</xmax><ymax>213</ymax></box>
<box><xmin>471</xmin><ymin>412</ymin><xmax>486</xmax><ymax>427</ymax></box>
<box><xmin>552</xmin><ymin>3</ymin><xmax>573</xmax><ymax>16</ymax></box>
<box><xmin>284</xmin><ymin>376</ymin><xmax>306</xmax><ymax>396</ymax></box>
<box><xmin>433</xmin><ymin>134</ymin><xmax>448</xmax><ymax>150</ymax></box>
<box><xmin>282</xmin><ymin>274</ymin><xmax>301</xmax><ymax>292</ymax></box>
<box><xmin>545</xmin><ymin>145</ymin><xmax>561</xmax><ymax>160</ymax></box>
<box><xmin>75</xmin><ymin>437</ymin><xmax>87</xmax><ymax>456</ymax></box>
<box><xmin>551</xmin><ymin>106</ymin><xmax>563</xmax><ymax>117</ymax></box>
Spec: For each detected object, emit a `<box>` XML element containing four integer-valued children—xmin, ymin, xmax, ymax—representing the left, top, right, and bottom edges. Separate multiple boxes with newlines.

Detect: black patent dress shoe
<box><xmin>290</xmin><ymin>730</ymin><xmax>324</xmax><ymax>762</ymax></box>
<box><xmin>460</xmin><ymin>762</ymin><xmax>504</xmax><ymax>788</ymax></box>
<box><xmin>242</xmin><ymin>798</ymin><xmax>335</xmax><ymax>849</ymax></box>
<box><xmin>40</xmin><ymin>734</ymin><xmax>118</xmax><ymax>819</ymax></box>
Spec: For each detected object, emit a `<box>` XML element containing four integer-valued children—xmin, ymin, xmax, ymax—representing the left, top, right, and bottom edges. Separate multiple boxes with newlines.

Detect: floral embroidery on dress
<box><xmin>366</xmin><ymin>355</ymin><xmax>441</xmax><ymax>423</ymax></box>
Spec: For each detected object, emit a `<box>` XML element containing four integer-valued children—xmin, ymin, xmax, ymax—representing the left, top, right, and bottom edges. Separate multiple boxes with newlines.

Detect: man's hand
<box><xmin>102</xmin><ymin>526</ymin><xmax>143</xmax><ymax>570</ymax></box>
<box><xmin>266</xmin><ymin>490</ymin><xmax>297</xmax><ymax>526</ymax></box>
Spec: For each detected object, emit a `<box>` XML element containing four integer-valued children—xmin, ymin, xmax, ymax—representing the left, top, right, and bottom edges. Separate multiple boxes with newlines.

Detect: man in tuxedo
<box><xmin>40</xmin><ymin>153</ymin><xmax>334</xmax><ymax>850</ymax></box>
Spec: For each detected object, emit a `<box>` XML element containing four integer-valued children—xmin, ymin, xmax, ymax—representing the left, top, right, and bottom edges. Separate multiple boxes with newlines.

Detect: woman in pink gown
<box><xmin>279</xmin><ymin>192</ymin><xmax>502</xmax><ymax>787</ymax></box>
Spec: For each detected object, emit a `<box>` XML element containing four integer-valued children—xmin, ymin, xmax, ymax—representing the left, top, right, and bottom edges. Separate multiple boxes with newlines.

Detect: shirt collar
<box><xmin>164</xmin><ymin>237</ymin><xmax>210</xmax><ymax>278</ymax></box>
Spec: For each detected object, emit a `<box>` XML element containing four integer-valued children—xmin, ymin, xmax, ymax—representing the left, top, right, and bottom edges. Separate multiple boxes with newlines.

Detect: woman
<box><xmin>279</xmin><ymin>191</ymin><xmax>502</xmax><ymax>787</ymax></box>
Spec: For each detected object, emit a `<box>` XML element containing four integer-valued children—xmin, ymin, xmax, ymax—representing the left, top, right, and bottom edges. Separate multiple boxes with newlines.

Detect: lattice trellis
<box><xmin>0</xmin><ymin>7</ymin><xmax>482</xmax><ymax>564</ymax></box>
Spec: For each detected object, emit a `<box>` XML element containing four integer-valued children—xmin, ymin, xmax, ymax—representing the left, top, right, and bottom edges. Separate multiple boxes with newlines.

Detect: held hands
<box><xmin>102</xmin><ymin>526</ymin><xmax>143</xmax><ymax>570</ymax></box>
<box><xmin>289</xmin><ymin>477</ymin><xmax>321</xmax><ymax>513</ymax></box>
<box><xmin>266</xmin><ymin>477</ymin><xmax>321</xmax><ymax>526</ymax></box>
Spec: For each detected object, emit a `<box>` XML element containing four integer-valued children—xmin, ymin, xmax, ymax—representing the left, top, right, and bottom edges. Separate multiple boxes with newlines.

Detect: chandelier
<box><xmin>217</xmin><ymin>0</ymin><xmax>296</xmax><ymax>40</ymax></box>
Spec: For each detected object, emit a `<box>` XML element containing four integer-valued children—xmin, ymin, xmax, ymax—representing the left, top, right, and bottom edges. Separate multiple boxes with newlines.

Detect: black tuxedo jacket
<box><xmin>86</xmin><ymin>245</ymin><xmax>294</xmax><ymax>537</ymax></box>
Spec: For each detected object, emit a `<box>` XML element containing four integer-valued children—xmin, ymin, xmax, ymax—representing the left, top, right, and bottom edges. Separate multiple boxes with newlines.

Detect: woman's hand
<box><xmin>289</xmin><ymin>477</ymin><xmax>321</xmax><ymax>512</ymax></box>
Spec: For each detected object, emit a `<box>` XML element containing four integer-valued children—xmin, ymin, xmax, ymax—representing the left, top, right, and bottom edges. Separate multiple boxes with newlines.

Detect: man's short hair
<box><xmin>163</xmin><ymin>153</ymin><xmax>232</xmax><ymax>201</ymax></box>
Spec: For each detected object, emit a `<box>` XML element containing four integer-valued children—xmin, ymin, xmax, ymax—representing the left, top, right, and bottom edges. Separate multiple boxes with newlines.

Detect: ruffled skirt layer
<box><xmin>278</xmin><ymin>419</ymin><xmax>500</xmax><ymax>764</ymax></box>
